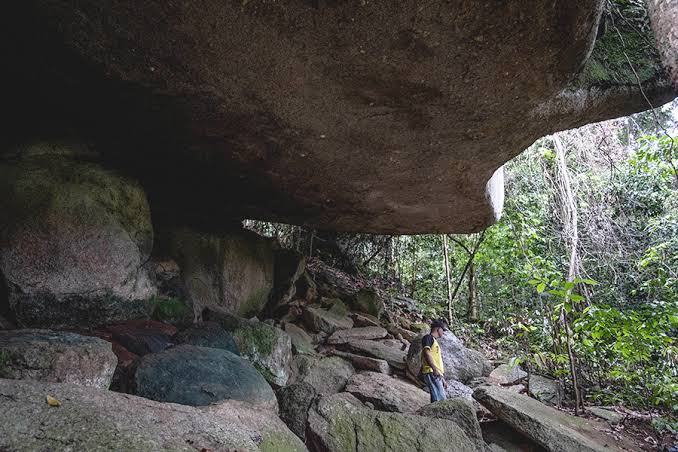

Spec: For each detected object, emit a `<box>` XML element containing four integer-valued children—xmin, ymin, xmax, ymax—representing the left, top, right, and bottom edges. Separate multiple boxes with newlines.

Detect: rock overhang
<box><xmin>1</xmin><ymin>0</ymin><xmax>676</xmax><ymax>234</ymax></box>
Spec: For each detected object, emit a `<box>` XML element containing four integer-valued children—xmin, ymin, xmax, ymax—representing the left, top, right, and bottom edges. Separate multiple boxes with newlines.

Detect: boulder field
<box><xmin>0</xmin><ymin>245</ymin><xmax>646</xmax><ymax>451</ymax></box>
<box><xmin>2</xmin><ymin>2</ymin><xmax>676</xmax><ymax>234</ymax></box>
<box><xmin>0</xmin><ymin>133</ymin><xmax>654</xmax><ymax>451</ymax></box>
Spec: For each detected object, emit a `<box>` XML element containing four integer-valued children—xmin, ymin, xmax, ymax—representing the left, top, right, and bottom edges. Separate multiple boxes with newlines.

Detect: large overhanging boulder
<box><xmin>649</xmin><ymin>0</ymin><xmax>678</xmax><ymax>88</ymax></box>
<box><xmin>1</xmin><ymin>1</ymin><xmax>675</xmax><ymax>234</ymax></box>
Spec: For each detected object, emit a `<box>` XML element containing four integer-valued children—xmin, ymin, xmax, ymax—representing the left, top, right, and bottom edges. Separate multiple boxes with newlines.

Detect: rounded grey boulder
<box><xmin>134</xmin><ymin>344</ymin><xmax>276</xmax><ymax>409</ymax></box>
<box><xmin>174</xmin><ymin>321</ymin><xmax>240</xmax><ymax>355</ymax></box>
<box><xmin>0</xmin><ymin>329</ymin><xmax>117</xmax><ymax>389</ymax></box>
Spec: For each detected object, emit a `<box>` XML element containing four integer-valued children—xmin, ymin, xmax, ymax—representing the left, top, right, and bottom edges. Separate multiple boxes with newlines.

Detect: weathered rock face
<box><xmin>416</xmin><ymin>398</ymin><xmax>485</xmax><ymax>450</ymax></box>
<box><xmin>0</xmin><ymin>379</ymin><xmax>306</xmax><ymax>452</ymax></box>
<box><xmin>219</xmin><ymin>315</ymin><xmax>292</xmax><ymax>387</ymax></box>
<box><xmin>0</xmin><ymin>330</ymin><xmax>116</xmax><ymax>389</ymax></box>
<box><xmin>307</xmin><ymin>392</ymin><xmax>482</xmax><ymax>452</ymax></box>
<box><xmin>3</xmin><ymin>2</ymin><xmax>674</xmax><ymax>234</ymax></box>
<box><xmin>407</xmin><ymin>331</ymin><xmax>492</xmax><ymax>383</ymax></box>
<box><xmin>303</xmin><ymin>304</ymin><xmax>354</xmax><ymax>334</ymax></box>
<box><xmin>332</xmin><ymin>350</ymin><xmax>390</xmax><ymax>374</ymax></box>
<box><xmin>276</xmin><ymin>382</ymin><xmax>317</xmax><ymax>441</ymax></box>
<box><xmin>445</xmin><ymin>379</ymin><xmax>475</xmax><ymax>400</ymax></box>
<box><xmin>347</xmin><ymin>338</ymin><xmax>408</xmax><ymax>370</ymax></box>
<box><xmin>474</xmin><ymin>386</ymin><xmax>619</xmax><ymax>452</ymax></box>
<box><xmin>135</xmin><ymin>344</ymin><xmax>277</xmax><ymax>409</ymax></box>
<box><xmin>649</xmin><ymin>0</ymin><xmax>678</xmax><ymax>87</ymax></box>
<box><xmin>170</xmin><ymin>228</ymin><xmax>274</xmax><ymax>319</ymax></box>
<box><xmin>290</xmin><ymin>355</ymin><xmax>355</xmax><ymax>396</ymax></box>
<box><xmin>267</xmin><ymin>249</ymin><xmax>307</xmax><ymax>315</ymax></box>
<box><xmin>284</xmin><ymin>323</ymin><xmax>316</xmax><ymax>356</ymax></box>
<box><xmin>528</xmin><ymin>374</ymin><xmax>563</xmax><ymax>406</ymax></box>
<box><xmin>0</xmin><ymin>143</ymin><xmax>155</xmax><ymax>328</ymax></box>
<box><xmin>488</xmin><ymin>363</ymin><xmax>528</xmax><ymax>385</ymax></box>
<box><xmin>350</xmin><ymin>289</ymin><xmax>385</xmax><ymax>318</ymax></box>
<box><xmin>345</xmin><ymin>371</ymin><xmax>429</xmax><ymax>413</ymax></box>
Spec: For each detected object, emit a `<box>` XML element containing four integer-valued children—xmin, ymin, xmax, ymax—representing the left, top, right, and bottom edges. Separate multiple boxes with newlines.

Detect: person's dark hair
<box><xmin>430</xmin><ymin>320</ymin><xmax>446</xmax><ymax>331</ymax></box>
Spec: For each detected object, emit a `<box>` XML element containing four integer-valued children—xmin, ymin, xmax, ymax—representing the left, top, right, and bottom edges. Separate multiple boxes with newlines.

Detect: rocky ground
<box><xmin>0</xmin><ymin>245</ymin><xmax>656</xmax><ymax>452</ymax></box>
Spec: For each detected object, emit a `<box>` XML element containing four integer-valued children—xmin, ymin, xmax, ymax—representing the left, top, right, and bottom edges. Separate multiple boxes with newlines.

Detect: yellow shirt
<box><xmin>421</xmin><ymin>334</ymin><xmax>444</xmax><ymax>374</ymax></box>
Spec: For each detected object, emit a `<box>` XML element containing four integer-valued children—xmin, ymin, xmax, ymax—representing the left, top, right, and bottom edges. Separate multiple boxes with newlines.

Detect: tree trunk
<box><xmin>553</xmin><ymin>135</ymin><xmax>584</xmax><ymax>414</ymax></box>
<box><xmin>467</xmin><ymin>261</ymin><xmax>478</xmax><ymax>322</ymax></box>
<box><xmin>443</xmin><ymin>234</ymin><xmax>454</xmax><ymax>324</ymax></box>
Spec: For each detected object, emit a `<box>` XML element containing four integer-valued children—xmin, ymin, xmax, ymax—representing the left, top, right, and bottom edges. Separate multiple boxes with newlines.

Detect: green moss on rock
<box><xmin>579</xmin><ymin>3</ymin><xmax>663</xmax><ymax>86</ymax></box>
<box><xmin>150</xmin><ymin>296</ymin><xmax>192</xmax><ymax>324</ymax></box>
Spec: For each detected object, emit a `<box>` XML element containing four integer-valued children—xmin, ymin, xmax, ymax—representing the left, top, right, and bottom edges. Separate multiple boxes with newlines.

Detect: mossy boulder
<box><xmin>169</xmin><ymin>227</ymin><xmax>274</xmax><ymax>319</ymax></box>
<box><xmin>416</xmin><ymin>398</ymin><xmax>485</xmax><ymax>449</ymax></box>
<box><xmin>217</xmin><ymin>313</ymin><xmax>292</xmax><ymax>387</ymax></box>
<box><xmin>0</xmin><ymin>378</ymin><xmax>306</xmax><ymax>451</ymax></box>
<box><xmin>307</xmin><ymin>393</ymin><xmax>482</xmax><ymax>452</ymax></box>
<box><xmin>135</xmin><ymin>344</ymin><xmax>277</xmax><ymax>409</ymax></box>
<box><xmin>350</xmin><ymin>288</ymin><xmax>385</xmax><ymax>318</ymax></box>
<box><xmin>0</xmin><ymin>142</ymin><xmax>156</xmax><ymax>328</ymax></box>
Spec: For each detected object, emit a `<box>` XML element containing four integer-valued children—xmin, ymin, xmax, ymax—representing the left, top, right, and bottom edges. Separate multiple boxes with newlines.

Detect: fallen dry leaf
<box><xmin>46</xmin><ymin>395</ymin><xmax>61</xmax><ymax>407</ymax></box>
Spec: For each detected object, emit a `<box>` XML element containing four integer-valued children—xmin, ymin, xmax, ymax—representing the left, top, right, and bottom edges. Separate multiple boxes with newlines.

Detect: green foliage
<box><xmin>150</xmin><ymin>296</ymin><xmax>191</xmax><ymax>324</ymax></box>
<box><xmin>574</xmin><ymin>303</ymin><xmax>677</xmax><ymax>410</ymax></box>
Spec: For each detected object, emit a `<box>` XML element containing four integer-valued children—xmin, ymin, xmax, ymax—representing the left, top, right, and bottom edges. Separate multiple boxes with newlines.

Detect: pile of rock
<box><xmin>0</xmin><ymin>212</ymin><xmax>635</xmax><ymax>451</ymax></box>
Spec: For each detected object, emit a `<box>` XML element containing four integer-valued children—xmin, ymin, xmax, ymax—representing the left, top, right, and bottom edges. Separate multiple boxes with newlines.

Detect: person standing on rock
<box><xmin>421</xmin><ymin>320</ymin><xmax>448</xmax><ymax>402</ymax></box>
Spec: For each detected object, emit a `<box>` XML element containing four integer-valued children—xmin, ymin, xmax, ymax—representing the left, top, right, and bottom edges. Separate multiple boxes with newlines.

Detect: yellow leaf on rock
<box><xmin>46</xmin><ymin>395</ymin><xmax>61</xmax><ymax>407</ymax></box>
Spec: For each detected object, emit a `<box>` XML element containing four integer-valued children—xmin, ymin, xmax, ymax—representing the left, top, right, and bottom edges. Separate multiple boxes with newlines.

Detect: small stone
<box><xmin>587</xmin><ymin>406</ymin><xmax>623</xmax><ymax>425</ymax></box>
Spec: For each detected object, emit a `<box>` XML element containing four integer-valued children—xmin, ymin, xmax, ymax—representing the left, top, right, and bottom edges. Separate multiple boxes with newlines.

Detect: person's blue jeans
<box><xmin>422</xmin><ymin>373</ymin><xmax>447</xmax><ymax>402</ymax></box>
